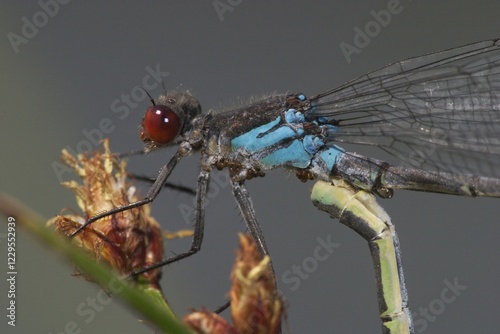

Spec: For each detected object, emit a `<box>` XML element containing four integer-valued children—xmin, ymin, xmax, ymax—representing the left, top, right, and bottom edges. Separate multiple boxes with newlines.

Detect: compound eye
<box><xmin>142</xmin><ymin>105</ymin><xmax>182</xmax><ymax>145</ymax></box>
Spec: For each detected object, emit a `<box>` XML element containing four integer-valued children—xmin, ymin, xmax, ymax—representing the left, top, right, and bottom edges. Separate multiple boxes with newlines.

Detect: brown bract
<box><xmin>47</xmin><ymin>139</ymin><xmax>164</xmax><ymax>290</ymax></box>
<box><xmin>183</xmin><ymin>309</ymin><xmax>237</xmax><ymax>334</ymax></box>
<box><xmin>184</xmin><ymin>234</ymin><xmax>283</xmax><ymax>334</ymax></box>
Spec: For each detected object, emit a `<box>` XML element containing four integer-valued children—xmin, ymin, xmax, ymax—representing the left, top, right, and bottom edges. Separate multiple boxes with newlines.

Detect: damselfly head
<box><xmin>140</xmin><ymin>91</ymin><xmax>201</xmax><ymax>150</ymax></box>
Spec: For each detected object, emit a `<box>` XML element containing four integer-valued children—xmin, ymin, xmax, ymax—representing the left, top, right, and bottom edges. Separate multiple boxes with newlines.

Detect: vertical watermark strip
<box><xmin>5</xmin><ymin>217</ymin><xmax>17</xmax><ymax>326</ymax></box>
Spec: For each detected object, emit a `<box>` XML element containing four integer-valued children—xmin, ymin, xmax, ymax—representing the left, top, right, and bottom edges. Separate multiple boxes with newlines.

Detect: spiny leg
<box><xmin>311</xmin><ymin>180</ymin><xmax>413</xmax><ymax>334</ymax></box>
<box><xmin>70</xmin><ymin>151</ymin><xmax>184</xmax><ymax>237</ymax></box>
<box><xmin>231</xmin><ymin>181</ymin><xmax>271</xmax><ymax>258</ymax></box>
<box><xmin>231</xmin><ymin>181</ymin><xmax>280</xmax><ymax>304</ymax></box>
<box><xmin>118</xmin><ymin>146</ymin><xmax>196</xmax><ymax>195</ymax></box>
<box><xmin>128</xmin><ymin>173</ymin><xmax>196</xmax><ymax>195</ymax></box>
<box><xmin>131</xmin><ymin>169</ymin><xmax>209</xmax><ymax>276</ymax></box>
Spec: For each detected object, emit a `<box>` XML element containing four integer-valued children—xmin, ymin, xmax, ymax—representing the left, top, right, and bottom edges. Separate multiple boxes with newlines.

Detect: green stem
<box><xmin>0</xmin><ymin>193</ymin><xmax>192</xmax><ymax>334</ymax></box>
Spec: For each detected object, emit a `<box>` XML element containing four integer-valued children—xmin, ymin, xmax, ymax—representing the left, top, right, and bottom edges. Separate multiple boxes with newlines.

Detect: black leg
<box><xmin>230</xmin><ymin>181</ymin><xmax>280</xmax><ymax>319</ymax></box>
<box><xmin>117</xmin><ymin>149</ymin><xmax>148</xmax><ymax>158</ymax></box>
<box><xmin>70</xmin><ymin>151</ymin><xmax>183</xmax><ymax>237</ymax></box>
<box><xmin>214</xmin><ymin>301</ymin><xmax>230</xmax><ymax>314</ymax></box>
<box><xmin>128</xmin><ymin>173</ymin><xmax>196</xmax><ymax>195</ymax></box>
<box><xmin>118</xmin><ymin>147</ymin><xmax>195</xmax><ymax>195</ymax></box>
<box><xmin>231</xmin><ymin>181</ymin><xmax>271</xmax><ymax>258</ymax></box>
<box><xmin>130</xmin><ymin>169</ymin><xmax>209</xmax><ymax>276</ymax></box>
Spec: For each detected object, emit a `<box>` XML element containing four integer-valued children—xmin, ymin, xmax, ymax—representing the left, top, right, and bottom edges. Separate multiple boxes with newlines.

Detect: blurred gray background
<box><xmin>1</xmin><ymin>1</ymin><xmax>499</xmax><ymax>333</ymax></box>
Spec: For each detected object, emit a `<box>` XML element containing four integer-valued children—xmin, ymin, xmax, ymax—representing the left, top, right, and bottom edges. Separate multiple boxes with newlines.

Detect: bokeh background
<box><xmin>1</xmin><ymin>1</ymin><xmax>499</xmax><ymax>333</ymax></box>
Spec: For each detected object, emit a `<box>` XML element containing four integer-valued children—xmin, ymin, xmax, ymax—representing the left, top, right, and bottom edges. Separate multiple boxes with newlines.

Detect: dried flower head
<box><xmin>230</xmin><ymin>234</ymin><xmax>283</xmax><ymax>334</ymax></box>
<box><xmin>47</xmin><ymin>139</ymin><xmax>163</xmax><ymax>290</ymax></box>
<box><xmin>184</xmin><ymin>233</ymin><xmax>283</xmax><ymax>334</ymax></box>
<box><xmin>183</xmin><ymin>309</ymin><xmax>237</xmax><ymax>334</ymax></box>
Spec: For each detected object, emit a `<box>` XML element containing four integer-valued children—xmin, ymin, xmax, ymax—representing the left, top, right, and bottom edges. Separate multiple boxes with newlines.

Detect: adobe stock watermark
<box><xmin>51</xmin><ymin>64</ymin><xmax>169</xmax><ymax>183</ymax></box>
<box><xmin>339</xmin><ymin>0</ymin><xmax>407</xmax><ymax>64</ymax></box>
<box><xmin>281</xmin><ymin>234</ymin><xmax>340</xmax><ymax>291</ymax></box>
<box><xmin>7</xmin><ymin>0</ymin><xmax>72</xmax><ymax>54</ymax></box>
<box><xmin>412</xmin><ymin>277</ymin><xmax>467</xmax><ymax>333</ymax></box>
<box><xmin>48</xmin><ymin>276</ymin><xmax>126</xmax><ymax>334</ymax></box>
<box><xmin>178</xmin><ymin>171</ymin><xmax>231</xmax><ymax>225</ymax></box>
<box><xmin>213</xmin><ymin>0</ymin><xmax>244</xmax><ymax>22</ymax></box>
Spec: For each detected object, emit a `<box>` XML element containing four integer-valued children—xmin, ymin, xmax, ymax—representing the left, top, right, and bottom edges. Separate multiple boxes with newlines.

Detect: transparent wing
<box><xmin>309</xmin><ymin>39</ymin><xmax>500</xmax><ymax>178</ymax></box>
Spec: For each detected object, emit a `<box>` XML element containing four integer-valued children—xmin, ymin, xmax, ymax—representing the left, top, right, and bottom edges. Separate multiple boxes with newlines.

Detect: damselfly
<box><xmin>71</xmin><ymin>39</ymin><xmax>500</xmax><ymax>333</ymax></box>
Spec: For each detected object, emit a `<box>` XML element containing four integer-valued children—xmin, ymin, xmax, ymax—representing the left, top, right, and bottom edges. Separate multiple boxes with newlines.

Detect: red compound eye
<box><xmin>142</xmin><ymin>105</ymin><xmax>182</xmax><ymax>145</ymax></box>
